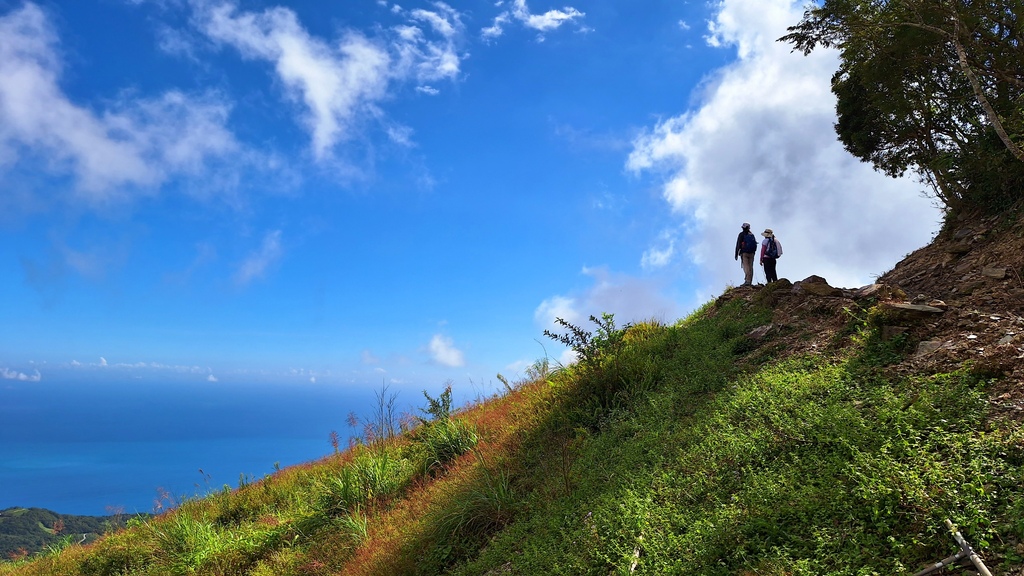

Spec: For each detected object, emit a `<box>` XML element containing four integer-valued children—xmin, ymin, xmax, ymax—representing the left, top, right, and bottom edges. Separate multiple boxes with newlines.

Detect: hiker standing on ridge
<box><xmin>759</xmin><ymin>228</ymin><xmax>783</xmax><ymax>283</ymax></box>
<box><xmin>734</xmin><ymin>222</ymin><xmax>757</xmax><ymax>286</ymax></box>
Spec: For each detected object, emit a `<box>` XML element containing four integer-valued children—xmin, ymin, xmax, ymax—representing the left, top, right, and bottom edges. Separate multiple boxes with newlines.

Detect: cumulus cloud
<box><xmin>627</xmin><ymin>0</ymin><xmax>941</xmax><ymax>294</ymax></box>
<box><xmin>482</xmin><ymin>0</ymin><xmax>585</xmax><ymax>41</ymax></box>
<box><xmin>641</xmin><ymin>231</ymin><xmax>677</xmax><ymax>270</ymax></box>
<box><xmin>207</xmin><ymin>374</ymin><xmax>218</xmax><ymax>382</ymax></box>
<box><xmin>428</xmin><ymin>334</ymin><xmax>465</xmax><ymax>367</ymax></box>
<box><xmin>0</xmin><ymin>3</ymin><xmax>239</xmax><ymax>202</ymax></box>
<box><xmin>1</xmin><ymin>367</ymin><xmax>42</xmax><ymax>382</ymax></box>
<box><xmin>535</xmin><ymin>266</ymin><xmax>681</xmax><ymax>334</ymax></box>
<box><xmin>234</xmin><ymin>229</ymin><xmax>283</xmax><ymax>285</ymax></box>
<box><xmin>193</xmin><ymin>0</ymin><xmax>463</xmax><ymax>158</ymax></box>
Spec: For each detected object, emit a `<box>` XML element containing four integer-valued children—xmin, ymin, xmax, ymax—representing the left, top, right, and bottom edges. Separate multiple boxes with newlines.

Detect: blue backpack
<box><xmin>766</xmin><ymin>238</ymin><xmax>779</xmax><ymax>259</ymax></box>
<box><xmin>742</xmin><ymin>233</ymin><xmax>757</xmax><ymax>253</ymax></box>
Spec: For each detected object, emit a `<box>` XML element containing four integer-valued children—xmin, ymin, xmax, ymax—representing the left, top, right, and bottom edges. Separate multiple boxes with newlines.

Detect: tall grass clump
<box><xmin>408</xmin><ymin>385</ymin><xmax>479</xmax><ymax>475</ymax></box>
<box><xmin>416</xmin><ymin>417</ymin><xmax>479</xmax><ymax>475</ymax></box>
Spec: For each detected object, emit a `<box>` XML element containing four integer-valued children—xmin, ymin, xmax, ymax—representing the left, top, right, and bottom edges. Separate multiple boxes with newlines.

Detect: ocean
<box><xmin>0</xmin><ymin>377</ymin><xmax>386</xmax><ymax>516</ymax></box>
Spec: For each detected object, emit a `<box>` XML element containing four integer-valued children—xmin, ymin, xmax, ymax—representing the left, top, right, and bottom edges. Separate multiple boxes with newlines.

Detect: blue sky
<box><xmin>0</xmin><ymin>0</ymin><xmax>942</xmax><ymax>395</ymax></box>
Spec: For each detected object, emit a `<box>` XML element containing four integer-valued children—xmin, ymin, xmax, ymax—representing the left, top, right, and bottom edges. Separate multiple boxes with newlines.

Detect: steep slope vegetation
<box><xmin>2</xmin><ymin>209</ymin><xmax>1023</xmax><ymax>576</ymax></box>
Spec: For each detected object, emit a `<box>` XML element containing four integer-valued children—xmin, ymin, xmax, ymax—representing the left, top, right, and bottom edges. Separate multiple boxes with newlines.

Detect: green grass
<box><xmin>448</xmin><ymin>299</ymin><xmax>1023</xmax><ymax>576</ymax></box>
<box><xmin>2</xmin><ymin>292</ymin><xmax>1022</xmax><ymax>576</ymax></box>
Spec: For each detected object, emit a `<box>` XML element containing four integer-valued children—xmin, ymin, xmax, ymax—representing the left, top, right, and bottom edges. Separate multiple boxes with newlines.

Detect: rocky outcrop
<box><xmin>879</xmin><ymin>302</ymin><xmax>946</xmax><ymax>320</ymax></box>
<box><xmin>793</xmin><ymin>275</ymin><xmax>843</xmax><ymax>297</ymax></box>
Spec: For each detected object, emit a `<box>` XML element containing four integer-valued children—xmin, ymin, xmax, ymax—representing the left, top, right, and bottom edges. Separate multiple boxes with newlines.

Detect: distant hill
<box><xmin>0</xmin><ymin>507</ymin><xmax>140</xmax><ymax>559</ymax></box>
<box><xmin>1</xmin><ymin>207</ymin><xmax>1021</xmax><ymax>575</ymax></box>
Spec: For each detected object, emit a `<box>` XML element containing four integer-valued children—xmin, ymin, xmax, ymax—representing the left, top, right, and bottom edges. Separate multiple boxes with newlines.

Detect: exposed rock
<box><xmin>954</xmin><ymin>260</ymin><xmax>975</xmax><ymax>274</ymax></box>
<box><xmin>880</xmin><ymin>302</ymin><xmax>946</xmax><ymax>321</ymax></box>
<box><xmin>998</xmin><ymin>335</ymin><xmax>1016</xmax><ymax>346</ymax></box>
<box><xmin>854</xmin><ymin>284</ymin><xmax>887</xmax><ymax>299</ymax></box>
<box><xmin>945</xmin><ymin>242</ymin><xmax>972</xmax><ymax>255</ymax></box>
<box><xmin>747</xmin><ymin>324</ymin><xmax>774</xmax><ymax>340</ymax></box>
<box><xmin>952</xmin><ymin>227</ymin><xmax>976</xmax><ymax>240</ymax></box>
<box><xmin>928</xmin><ymin>300</ymin><xmax>949</xmax><ymax>311</ymax></box>
<box><xmin>851</xmin><ymin>283</ymin><xmax>904</xmax><ymax>300</ymax></box>
<box><xmin>793</xmin><ymin>275</ymin><xmax>843</xmax><ymax>297</ymax></box>
<box><xmin>916</xmin><ymin>341</ymin><xmax>943</xmax><ymax>356</ymax></box>
<box><xmin>957</xmin><ymin>280</ymin><xmax>986</xmax><ymax>295</ymax></box>
<box><xmin>881</xmin><ymin>326</ymin><xmax>908</xmax><ymax>341</ymax></box>
<box><xmin>982</xmin><ymin>266</ymin><xmax>1007</xmax><ymax>279</ymax></box>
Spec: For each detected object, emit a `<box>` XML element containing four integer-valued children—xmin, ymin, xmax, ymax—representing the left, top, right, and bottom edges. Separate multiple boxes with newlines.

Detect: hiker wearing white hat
<box><xmin>734</xmin><ymin>222</ymin><xmax>757</xmax><ymax>286</ymax></box>
<box><xmin>759</xmin><ymin>228</ymin><xmax>783</xmax><ymax>283</ymax></box>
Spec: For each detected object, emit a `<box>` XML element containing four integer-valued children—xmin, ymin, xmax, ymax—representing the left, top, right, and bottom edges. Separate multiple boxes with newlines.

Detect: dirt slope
<box><xmin>719</xmin><ymin>206</ymin><xmax>1024</xmax><ymax>420</ymax></box>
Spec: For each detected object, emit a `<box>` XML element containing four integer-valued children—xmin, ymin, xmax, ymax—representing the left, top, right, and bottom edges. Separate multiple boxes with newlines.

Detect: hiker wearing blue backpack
<box><xmin>734</xmin><ymin>222</ymin><xmax>758</xmax><ymax>286</ymax></box>
<box><xmin>760</xmin><ymin>228</ymin><xmax>783</xmax><ymax>283</ymax></box>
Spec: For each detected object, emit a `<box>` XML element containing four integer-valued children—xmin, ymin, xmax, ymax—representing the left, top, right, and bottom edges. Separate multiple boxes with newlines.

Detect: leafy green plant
<box><xmin>419</xmin><ymin>384</ymin><xmax>454</xmax><ymax>424</ymax></box>
<box><xmin>544</xmin><ymin>313</ymin><xmax>629</xmax><ymax>369</ymax></box>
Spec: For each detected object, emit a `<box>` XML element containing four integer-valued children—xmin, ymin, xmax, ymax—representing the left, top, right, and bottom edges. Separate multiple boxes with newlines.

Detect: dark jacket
<box><xmin>735</xmin><ymin>230</ymin><xmax>756</xmax><ymax>258</ymax></box>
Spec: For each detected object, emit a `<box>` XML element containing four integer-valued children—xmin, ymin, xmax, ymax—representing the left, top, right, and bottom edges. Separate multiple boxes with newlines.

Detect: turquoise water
<box><xmin>0</xmin><ymin>378</ymin><xmax>382</xmax><ymax>515</ymax></box>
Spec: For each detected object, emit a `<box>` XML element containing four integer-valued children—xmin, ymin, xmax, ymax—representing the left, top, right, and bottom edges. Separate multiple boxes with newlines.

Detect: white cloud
<box><xmin>207</xmin><ymin>374</ymin><xmax>218</xmax><ymax>382</ymax></box>
<box><xmin>627</xmin><ymin>0</ymin><xmax>941</xmax><ymax>294</ymax></box>
<box><xmin>66</xmin><ymin>358</ymin><xmax>209</xmax><ymax>373</ymax></box>
<box><xmin>197</xmin><ymin>3</ymin><xmax>391</xmax><ymax>159</ymax></box>
<box><xmin>193</xmin><ymin>1</ymin><xmax>463</xmax><ymax>157</ymax></box>
<box><xmin>482</xmin><ymin>0</ymin><xmax>584</xmax><ymax>41</ymax></box>
<box><xmin>513</xmin><ymin>0</ymin><xmax>583</xmax><ymax>32</ymax></box>
<box><xmin>392</xmin><ymin>4</ymin><xmax>464</xmax><ymax>83</ymax></box>
<box><xmin>155</xmin><ymin>24</ymin><xmax>201</xmax><ymax>61</ymax></box>
<box><xmin>0</xmin><ymin>3</ymin><xmax>239</xmax><ymax>202</ymax></box>
<box><xmin>557</xmin><ymin>348</ymin><xmax>577</xmax><ymax>367</ymax></box>
<box><xmin>535</xmin><ymin>267</ymin><xmax>681</xmax><ymax>334</ymax></box>
<box><xmin>428</xmin><ymin>334</ymin><xmax>465</xmax><ymax>367</ymax></box>
<box><xmin>481</xmin><ymin>13</ymin><xmax>511</xmax><ymax>40</ymax></box>
<box><xmin>235</xmin><ymin>229</ymin><xmax>283</xmax><ymax>285</ymax></box>
<box><xmin>1</xmin><ymin>368</ymin><xmax>42</xmax><ymax>382</ymax></box>
<box><xmin>386</xmin><ymin>123</ymin><xmax>415</xmax><ymax>146</ymax></box>
<box><xmin>534</xmin><ymin>294</ymin><xmax>581</xmax><ymax>329</ymax></box>
<box><xmin>641</xmin><ymin>231</ymin><xmax>677</xmax><ymax>270</ymax></box>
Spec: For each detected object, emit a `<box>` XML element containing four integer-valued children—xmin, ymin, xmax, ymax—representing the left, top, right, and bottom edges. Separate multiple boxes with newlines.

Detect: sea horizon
<box><xmin>0</xmin><ymin>375</ymin><xmax>435</xmax><ymax>516</ymax></box>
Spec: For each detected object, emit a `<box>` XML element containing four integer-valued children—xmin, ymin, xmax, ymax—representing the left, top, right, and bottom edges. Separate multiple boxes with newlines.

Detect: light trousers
<box><xmin>740</xmin><ymin>253</ymin><xmax>754</xmax><ymax>285</ymax></box>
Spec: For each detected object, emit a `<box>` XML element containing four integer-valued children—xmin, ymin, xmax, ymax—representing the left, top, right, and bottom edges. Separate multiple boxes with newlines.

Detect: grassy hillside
<box><xmin>2</xmin><ymin>218</ymin><xmax>1023</xmax><ymax>575</ymax></box>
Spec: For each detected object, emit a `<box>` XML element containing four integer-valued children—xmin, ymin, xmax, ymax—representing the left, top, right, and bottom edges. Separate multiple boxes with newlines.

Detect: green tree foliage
<box><xmin>781</xmin><ymin>0</ymin><xmax>1024</xmax><ymax>213</ymax></box>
